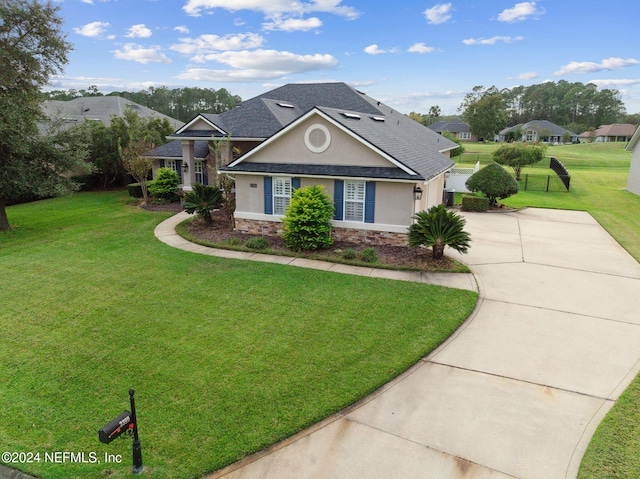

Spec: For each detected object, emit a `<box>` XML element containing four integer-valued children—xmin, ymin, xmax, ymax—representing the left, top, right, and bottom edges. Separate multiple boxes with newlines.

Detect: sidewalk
<box><xmin>154</xmin><ymin>211</ymin><xmax>478</xmax><ymax>292</ymax></box>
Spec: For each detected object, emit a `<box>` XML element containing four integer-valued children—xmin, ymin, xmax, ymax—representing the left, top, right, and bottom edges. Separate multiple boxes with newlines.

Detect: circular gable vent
<box><xmin>304</xmin><ymin>124</ymin><xmax>331</xmax><ymax>153</ymax></box>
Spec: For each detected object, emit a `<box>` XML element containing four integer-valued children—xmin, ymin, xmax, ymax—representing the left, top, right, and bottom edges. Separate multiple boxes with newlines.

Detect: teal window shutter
<box><xmin>292</xmin><ymin>178</ymin><xmax>300</xmax><ymax>190</ymax></box>
<box><xmin>364</xmin><ymin>181</ymin><xmax>375</xmax><ymax>223</ymax></box>
<box><xmin>202</xmin><ymin>165</ymin><xmax>209</xmax><ymax>185</ymax></box>
<box><xmin>264</xmin><ymin>176</ymin><xmax>273</xmax><ymax>214</ymax></box>
<box><xmin>176</xmin><ymin>161</ymin><xmax>183</xmax><ymax>183</ymax></box>
<box><xmin>334</xmin><ymin>179</ymin><xmax>344</xmax><ymax>220</ymax></box>
<box><xmin>159</xmin><ymin>160</ymin><xmax>165</xmax><ymax>168</ymax></box>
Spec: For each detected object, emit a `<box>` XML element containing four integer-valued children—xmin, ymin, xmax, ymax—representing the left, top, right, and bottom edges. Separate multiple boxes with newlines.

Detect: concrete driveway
<box><xmin>205</xmin><ymin>208</ymin><xmax>640</xmax><ymax>479</ymax></box>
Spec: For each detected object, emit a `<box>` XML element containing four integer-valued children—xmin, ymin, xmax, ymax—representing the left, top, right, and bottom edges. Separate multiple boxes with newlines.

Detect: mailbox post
<box><xmin>98</xmin><ymin>389</ymin><xmax>143</xmax><ymax>474</ymax></box>
<box><xmin>129</xmin><ymin>388</ymin><xmax>143</xmax><ymax>474</ymax></box>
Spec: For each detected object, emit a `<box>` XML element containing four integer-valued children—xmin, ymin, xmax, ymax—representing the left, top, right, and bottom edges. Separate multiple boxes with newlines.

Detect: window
<box><xmin>273</xmin><ymin>177</ymin><xmax>292</xmax><ymax>215</ymax></box>
<box><xmin>195</xmin><ymin>161</ymin><xmax>203</xmax><ymax>184</ymax></box>
<box><xmin>165</xmin><ymin>160</ymin><xmax>177</xmax><ymax>172</ymax></box>
<box><xmin>304</xmin><ymin>124</ymin><xmax>331</xmax><ymax>153</ymax></box>
<box><xmin>459</xmin><ymin>132</ymin><xmax>471</xmax><ymax>140</ymax></box>
<box><xmin>344</xmin><ymin>180</ymin><xmax>365</xmax><ymax>222</ymax></box>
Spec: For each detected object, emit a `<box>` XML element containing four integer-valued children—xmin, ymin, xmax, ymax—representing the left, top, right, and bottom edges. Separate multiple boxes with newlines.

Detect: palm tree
<box><xmin>182</xmin><ymin>183</ymin><xmax>222</xmax><ymax>225</ymax></box>
<box><xmin>408</xmin><ymin>204</ymin><xmax>471</xmax><ymax>260</ymax></box>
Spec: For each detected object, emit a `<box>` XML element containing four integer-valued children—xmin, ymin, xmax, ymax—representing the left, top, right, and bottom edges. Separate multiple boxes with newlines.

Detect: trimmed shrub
<box><xmin>465</xmin><ymin>162</ymin><xmax>519</xmax><ymax>206</ymax></box>
<box><xmin>493</xmin><ymin>142</ymin><xmax>546</xmax><ymax>181</ymax></box>
<box><xmin>282</xmin><ymin>185</ymin><xmax>334</xmax><ymax>251</ymax></box>
<box><xmin>359</xmin><ymin>247</ymin><xmax>379</xmax><ymax>263</ymax></box>
<box><xmin>342</xmin><ymin>248</ymin><xmax>357</xmax><ymax>260</ymax></box>
<box><xmin>148</xmin><ymin>168</ymin><xmax>179</xmax><ymax>203</ymax></box>
<box><xmin>222</xmin><ymin>237</ymin><xmax>242</xmax><ymax>247</ymax></box>
<box><xmin>245</xmin><ymin>237</ymin><xmax>269</xmax><ymax>250</ymax></box>
<box><xmin>461</xmin><ymin>195</ymin><xmax>489</xmax><ymax>212</ymax></box>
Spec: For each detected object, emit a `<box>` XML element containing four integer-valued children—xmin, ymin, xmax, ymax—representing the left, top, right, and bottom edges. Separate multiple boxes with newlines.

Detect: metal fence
<box><xmin>520</xmin><ymin>157</ymin><xmax>571</xmax><ymax>192</ymax></box>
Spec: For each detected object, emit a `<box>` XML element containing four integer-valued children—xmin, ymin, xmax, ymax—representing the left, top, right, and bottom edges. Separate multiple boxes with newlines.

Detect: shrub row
<box><xmin>461</xmin><ymin>195</ymin><xmax>489</xmax><ymax>212</ymax></box>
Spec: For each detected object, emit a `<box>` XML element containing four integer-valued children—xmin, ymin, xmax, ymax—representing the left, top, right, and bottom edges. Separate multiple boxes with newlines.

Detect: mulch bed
<box><xmin>175</xmin><ymin>209</ymin><xmax>462</xmax><ymax>272</ymax></box>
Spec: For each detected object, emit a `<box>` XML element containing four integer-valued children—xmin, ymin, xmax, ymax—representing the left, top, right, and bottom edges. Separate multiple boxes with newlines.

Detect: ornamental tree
<box><xmin>492</xmin><ymin>142</ymin><xmax>547</xmax><ymax>181</ymax></box>
<box><xmin>0</xmin><ymin>0</ymin><xmax>88</xmax><ymax>230</ymax></box>
<box><xmin>408</xmin><ymin>204</ymin><xmax>471</xmax><ymax>260</ymax></box>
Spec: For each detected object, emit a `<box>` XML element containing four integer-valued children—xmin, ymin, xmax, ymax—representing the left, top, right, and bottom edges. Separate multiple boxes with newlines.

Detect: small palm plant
<box><xmin>182</xmin><ymin>183</ymin><xmax>222</xmax><ymax>225</ymax></box>
<box><xmin>408</xmin><ymin>204</ymin><xmax>471</xmax><ymax>260</ymax></box>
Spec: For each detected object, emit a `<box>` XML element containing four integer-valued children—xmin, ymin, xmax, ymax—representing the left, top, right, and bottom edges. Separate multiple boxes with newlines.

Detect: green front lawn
<box><xmin>460</xmin><ymin>141</ymin><xmax>640</xmax><ymax>477</ymax></box>
<box><xmin>0</xmin><ymin>191</ymin><xmax>477</xmax><ymax>479</ymax></box>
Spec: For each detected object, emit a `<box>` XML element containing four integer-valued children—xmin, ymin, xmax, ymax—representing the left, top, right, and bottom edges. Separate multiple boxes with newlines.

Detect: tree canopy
<box><xmin>1</xmin><ymin>0</ymin><xmax>90</xmax><ymax>230</ymax></box>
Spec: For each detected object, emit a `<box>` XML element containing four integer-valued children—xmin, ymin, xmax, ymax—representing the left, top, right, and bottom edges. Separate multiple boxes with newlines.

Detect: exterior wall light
<box><xmin>414</xmin><ymin>186</ymin><xmax>423</xmax><ymax>201</ymax></box>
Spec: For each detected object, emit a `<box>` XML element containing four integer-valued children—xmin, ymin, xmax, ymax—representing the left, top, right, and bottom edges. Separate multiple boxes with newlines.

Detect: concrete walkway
<box><xmin>154</xmin><ymin>211</ymin><xmax>477</xmax><ymax>292</ymax></box>
<box><xmin>158</xmin><ymin>209</ymin><xmax>640</xmax><ymax>479</ymax></box>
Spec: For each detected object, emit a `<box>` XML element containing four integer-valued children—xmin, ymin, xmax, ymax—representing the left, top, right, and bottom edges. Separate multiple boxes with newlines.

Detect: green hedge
<box><xmin>461</xmin><ymin>195</ymin><xmax>489</xmax><ymax>212</ymax></box>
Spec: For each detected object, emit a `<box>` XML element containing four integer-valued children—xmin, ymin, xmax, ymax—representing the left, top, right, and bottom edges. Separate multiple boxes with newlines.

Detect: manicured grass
<box><xmin>459</xmin><ymin>141</ymin><xmax>640</xmax><ymax>477</ymax></box>
<box><xmin>0</xmin><ymin>191</ymin><xmax>477</xmax><ymax>479</ymax></box>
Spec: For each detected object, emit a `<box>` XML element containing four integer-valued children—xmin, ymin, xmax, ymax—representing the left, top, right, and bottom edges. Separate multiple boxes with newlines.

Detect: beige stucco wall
<box><xmin>246</xmin><ymin>116</ymin><xmax>394</xmax><ymax>168</ymax></box>
<box><xmin>628</xmin><ymin>146</ymin><xmax>640</xmax><ymax>196</ymax></box>
<box><xmin>234</xmin><ymin>173</ymin><xmax>441</xmax><ymax>230</ymax></box>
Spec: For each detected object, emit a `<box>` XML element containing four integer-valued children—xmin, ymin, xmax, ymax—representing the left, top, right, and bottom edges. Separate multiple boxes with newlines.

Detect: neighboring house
<box><xmin>578</xmin><ymin>124</ymin><xmax>637</xmax><ymax>143</ymax></box>
<box><xmin>496</xmin><ymin>120</ymin><xmax>578</xmax><ymax>143</ymax></box>
<box><xmin>625</xmin><ymin>125</ymin><xmax>640</xmax><ymax>196</ymax></box>
<box><xmin>150</xmin><ymin>82</ymin><xmax>458</xmax><ymax>246</ymax></box>
<box><xmin>427</xmin><ymin>118</ymin><xmax>477</xmax><ymax>142</ymax></box>
<box><xmin>40</xmin><ymin>96</ymin><xmax>184</xmax><ymax>130</ymax></box>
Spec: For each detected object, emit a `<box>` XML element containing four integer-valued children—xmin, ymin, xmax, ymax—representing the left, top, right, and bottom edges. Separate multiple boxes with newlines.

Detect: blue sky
<box><xmin>53</xmin><ymin>0</ymin><xmax>640</xmax><ymax>116</ymax></box>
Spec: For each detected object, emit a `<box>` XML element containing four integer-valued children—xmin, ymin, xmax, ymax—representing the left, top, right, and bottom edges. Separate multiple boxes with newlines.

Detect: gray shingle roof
<box><xmin>428</xmin><ymin>119</ymin><xmax>471</xmax><ymax>134</ymax></box>
<box><xmin>41</xmin><ymin>96</ymin><xmax>184</xmax><ymax>129</ymax></box>
<box><xmin>213</xmin><ymin>82</ymin><xmax>456</xmax><ymax>182</ymax></box>
<box><xmin>144</xmin><ymin>140</ymin><xmax>209</xmax><ymax>159</ymax></box>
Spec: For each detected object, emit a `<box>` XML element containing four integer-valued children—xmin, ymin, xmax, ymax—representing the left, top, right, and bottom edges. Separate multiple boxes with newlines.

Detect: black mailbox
<box><xmin>98</xmin><ymin>410</ymin><xmax>133</xmax><ymax>444</ymax></box>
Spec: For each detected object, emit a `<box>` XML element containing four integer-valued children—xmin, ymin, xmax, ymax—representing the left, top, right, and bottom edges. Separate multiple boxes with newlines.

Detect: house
<box><xmin>148</xmin><ymin>82</ymin><xmax>458</xmax><ymax>246</ymax></box>
<box><xmin>496</xmin><ymin>120</ymin><xmax>578</xmax><ymax>144</ymax></box>
<box><xmin>427</xmin><ymin>118</ymin><xmax>477</xmax><ymax>142</ymax></box>
<box><xmin>578</xmin><ymin>124</ymin><xmax>637</xmax><ymax>143</ymax></box>
<box><xmin>625</xmin><ymin>125</ymin><xmax>640</xmax><ymax>196</ymax></box>
<box><xmin>41</xmin><ymin>96</ymin><xmax>184</xmax><ymax>130</ymax></box>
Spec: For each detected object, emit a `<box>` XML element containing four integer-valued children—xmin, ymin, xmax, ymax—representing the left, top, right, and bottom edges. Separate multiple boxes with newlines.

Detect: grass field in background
<box><xmin>0</xmin><ymin>191</ymin><xmax>477</xmax><ymax>479</ymax></box>
<box><xmin>457</xmin><ymin>141</ymin><xmax>640</xmax><ymax>477</ymax></box>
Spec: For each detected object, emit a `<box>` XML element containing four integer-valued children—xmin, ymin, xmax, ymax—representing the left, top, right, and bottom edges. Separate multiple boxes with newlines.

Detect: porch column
<box><xmin>181</xmin><ymin>140</ymin><xmax>194</xmax><ymax>191</ymax></box>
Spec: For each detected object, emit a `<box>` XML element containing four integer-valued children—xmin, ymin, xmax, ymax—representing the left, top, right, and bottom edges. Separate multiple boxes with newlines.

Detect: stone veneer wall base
<box><xmin>235</xmin><ymin>218</ymin><xmax>408</xmax><ymax>247</ymax></box>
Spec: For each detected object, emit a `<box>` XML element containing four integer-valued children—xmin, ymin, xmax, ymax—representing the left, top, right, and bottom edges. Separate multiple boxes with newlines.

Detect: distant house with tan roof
<box><xmin>579</xmin><ymin>124</ymin><xmax>637</xmax><ymax>143</ymax></box>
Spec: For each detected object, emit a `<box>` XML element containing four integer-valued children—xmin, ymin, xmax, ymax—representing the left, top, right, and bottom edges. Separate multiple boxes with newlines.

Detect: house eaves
<box><xmin>625</xmin><ymin>125</ymin><xmax>640</xmax><ymax>151</ymax></box>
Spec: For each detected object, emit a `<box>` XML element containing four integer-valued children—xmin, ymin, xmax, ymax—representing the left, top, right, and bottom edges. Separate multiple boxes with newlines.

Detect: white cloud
<box><xmin>364</xmin><ymin>44</ymin><xmax>399</xmax><ymax>55</ymax></box>
<box><xmin>126</xmin><ymin>24</ymin><xmax>152</xmax><ymax>38</ymax></box>
<box><xmin>408</xmin><ymin>43</ymin><xmax>435</xmax><ymax>54</ymax></box>
<box><xmin>113</xmin><ymin>44</ymin><xmax>172</xmax><ymax>64</ymax></box>
<box><xmin>497</xmin><ymin>2</ymin><xmax>543</xmax><ymax>22</ymax></box>
<box><xmin>174</xmin><ymin>26</ymin><xmax>190</xmax><ymax>34</ymax></box>
<box><xmin>463</xmin><ymin>35</ymin><xmax>524</xmax><ymax>45</ymax></box>
<box><xmin>263</xmin><ymin>16</ymin><xmax>322</xmax><ymax>32</ymax></box>
<box><xmin>590</xmin><ymin>79</ymin><xmax>640</xmax><ymax>87</ymax></box>
<box><xmin>73</xmin><ymin>21</ymin><xmax>111</xmax><ymax>37</ymax></box>
<box><xmin>515</xmin><ymin>71</ymin><xmax>538</xmax><ymax>80</ymax></box>
<box><xmin>176</xmin><ymin>49</ymin><xmax>337</xmax><ymax>82</ymax></box>
<box><xmin>555</xmin><ymin>57</ymin><xmax>640</xmax><ymax>75</ymax></box>
<box><xmin>182</xmin><ymin>0</ymin><xmax>359</xmax><ymax>19</ymax></box>
<box><xmin>424</xmin><ymin>3</ymin><xmax>452</xmax><ymax>25</ymax></box>
<box><xmin>170</xmin><ymin>33</ymin><xmax>264</xmax><ymax>56</ymax></box>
